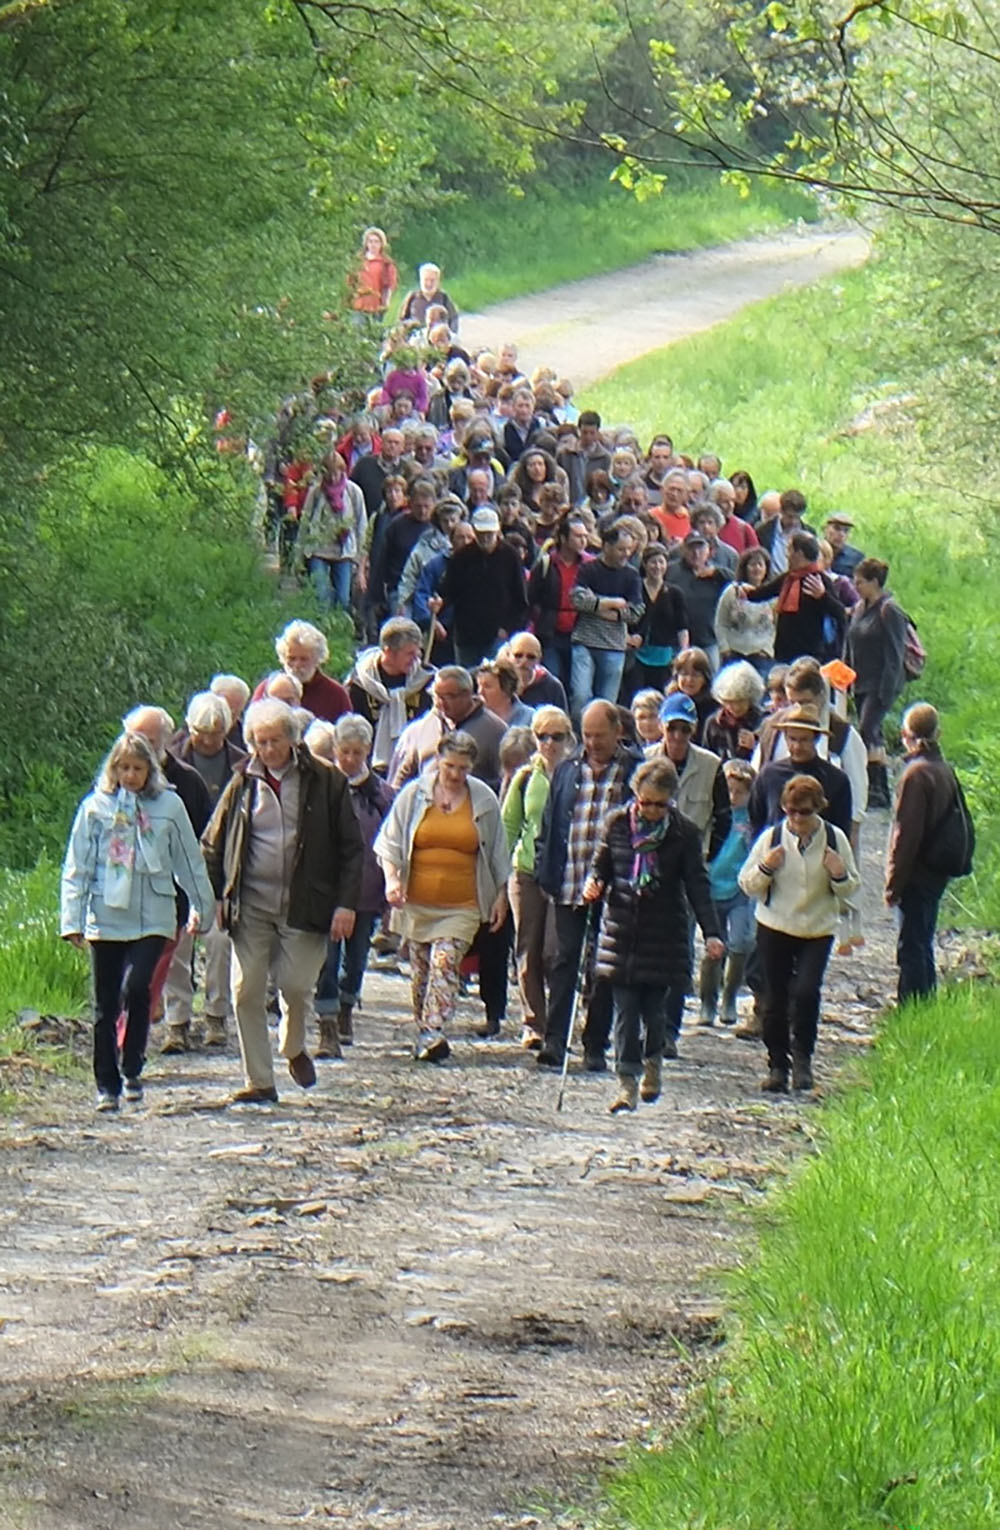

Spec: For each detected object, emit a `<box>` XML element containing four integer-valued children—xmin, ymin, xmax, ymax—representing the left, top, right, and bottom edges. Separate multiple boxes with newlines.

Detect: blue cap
<box><xmin>658</xmin><ymin>692</ymin><xmax>698</xmax><ymax>727</ymax></box>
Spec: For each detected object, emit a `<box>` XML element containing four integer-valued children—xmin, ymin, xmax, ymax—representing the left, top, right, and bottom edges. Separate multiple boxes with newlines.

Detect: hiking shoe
<box><xmin>521</xmin><ymin>1028</ymin><xmax>543</xmax><ymax>1051</ymax></box>
<box><xmin>761</xmin><ymin>1068</ymin><xmax>789</xmax><ymax>1094</ymax></box>
<box><xmin>315</xmin><ymin>1020</ymin><xmax>343</xmax><ymax>1060</ymax></box>
<box><xmin>229</xmin><ymin>1085</ymin><xmax>279</xmax><ymax>1105</ymax></box>
<box><xmin>415</xmin><ymin>1030</ymin><xmax>450</xmax><ymax>1063</ymax></box>
<box><xmin>662</xmin><ymin>1038</ymin><xmax>679</xmax><ymax>1060</ymax></box>
<box><xmin>95</xmin><ymin>1089</ymin><xmax>119</xmax><ymax>1113</ymax></box>
<box><xmin>583</xmin><ymin>1052</ymin><xmax>607</xmax><ymax>1073</ymax></box>
<box><xmin>536</xmin><ymin>1048</ymin><xmax>564</xmax><ymax>1069</ymax></box>
<box><xmin>123</xmin><ymin>1077</ymin><xmax>144</xmax><ymax>1104</ymax></box>
<box><xmin>202</xmin><ymin>1016</ymin><xmax>228</xmax><ymax>1048</ymax></box>
<box><xmin>160</xmin><ymin>1024</ymin><xmax>189</xmax><ymax>1055</ymax></box>
<box><xmin>337</xmin><ymin>1005</ymin><xmax>354</xmax><ymax>1044</ymax></box>
<box><xmin>288</xmin><ymin>1052</ymin><xmax>317</xmax><ymax>1088</ymax></box>
<box><xmin>791</xmin><ymin>1055</ymin><xmax>815</xmax><ymax>1091</ymax></box>
<box><xmin>639</xmin><ymin>1058</ymin><xmax>662</xmax><ymax>1103</ymax></box>
<box><xmin>475</xmin><ymin>1016</ymin><xmax>501</xmax><ymax>1039</ymax></box>
<box><xmin>734</xmin><ymin>1013</ymin><xmax>763</xmax><ymax>1040</ymax></box>
<box><xmin>608</xmin><ymin>1076</ymin><xmax>639</xmax><ymax>1114</ymax></box>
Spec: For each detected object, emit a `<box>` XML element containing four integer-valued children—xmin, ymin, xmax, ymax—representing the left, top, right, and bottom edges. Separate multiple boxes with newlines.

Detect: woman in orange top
<box><xmin>350</xmin><ymin>227</ymin><xmax>398</xmax><ymax>318</ymax></box>
<box><xmin>374</xmin><ymin>733</ymin><xmax>510</xmax><ymax>1062</ymax></box>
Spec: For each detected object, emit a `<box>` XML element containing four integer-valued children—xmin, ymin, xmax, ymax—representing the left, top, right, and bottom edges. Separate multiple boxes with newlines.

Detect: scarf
<box><xmin>321</xmin><ymin>474</ymin><xmax>352</xmax><ymax>544</ymax></box>
<box><xmin>777</xmin><ymin>562</ymin><xmax>823</xmax><ymax>614</ymax></box>
<box><xmin>104</xmin><ymin>787</ymin><xmax>163</xmax><ymax>909</ymax></box>
<box><xmin>353</xmin><ymin>647</ymin><xmax>434</xmax><ymax>769</ymax></box>
<box><xmin>628</xmin><ymin>801</ymin><xmax>669</xmax><ymax>894</ymax></box>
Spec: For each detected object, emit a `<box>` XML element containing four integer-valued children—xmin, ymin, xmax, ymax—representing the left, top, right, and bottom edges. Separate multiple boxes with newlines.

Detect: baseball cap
<box><xmin>470</xmin><ymin>507</ymin><xmax>501</xmax><ymax>533</ymax></box>
<box><xmin>682</xmin><ymin>530</ymin><xmax>708</xmax><ymax>549</ymax></box>
<box><xmin>467</xmin><ymin>436</ymin><xmax>494</xmax><ymax>455</ymax></box>
<box><xmin>658</xmin><ymin>693</ymin><xmax>698</xmax><ymax>728</ymax></box>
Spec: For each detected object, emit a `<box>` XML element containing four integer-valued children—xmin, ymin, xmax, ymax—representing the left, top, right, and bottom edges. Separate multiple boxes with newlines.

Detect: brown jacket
<box><xmin>885</xmin><ymin>744</ymin><xmax>954</xmax><ymax>901</ymax></box>
<box><xmin>202</xmin><ymin>746</ymin><xmax>363</xmax><ymax>934</ymax></box>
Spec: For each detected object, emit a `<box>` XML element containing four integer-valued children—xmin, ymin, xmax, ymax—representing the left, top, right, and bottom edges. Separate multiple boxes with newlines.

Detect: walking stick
<box><xmin>556</xmin><ymin>906</ymin><xmax>596</xmax><ymax>1113</ymax></box>
<box><xmin>423</xmin><ymin>596</ymin><xmax>442</xmax><ymax>665</ymax></box>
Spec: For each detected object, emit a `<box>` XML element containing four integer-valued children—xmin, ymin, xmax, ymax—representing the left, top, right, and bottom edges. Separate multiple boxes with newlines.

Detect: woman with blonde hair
<box><xmin>501</xmin><ymin>705</ymin><xmax>575</xmax><ymax>1048</ymax></box>
<box><xmin>350</xmin><ymin>227</ymin><xmax>398</xmax><ymax>318</ymax></box>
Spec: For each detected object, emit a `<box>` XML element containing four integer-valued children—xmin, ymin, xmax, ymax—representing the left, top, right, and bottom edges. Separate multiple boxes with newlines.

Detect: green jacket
<box><xmin>502</xmin><ymin>758</ymin><xmax>552</xmax><ymax>875</ymax></box>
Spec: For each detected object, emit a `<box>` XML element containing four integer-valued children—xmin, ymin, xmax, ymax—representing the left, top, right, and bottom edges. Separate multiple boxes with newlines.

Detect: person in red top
<box><xmin>350</xmin><ymin>227</ymin><xmax>398</xmax><ymax>318</ymax></box>
<box><xmin>651</xmin><ymin>469</ymin><xmax>693</xmax><ymax>547</ymax></box>
<box><xmin>526</xmin><ymin>512</ymin><xmax>592</xmax><ymax>693</ymax></box>
<box><xmin>252</xmin><ymin>620</ymin><xmax>351</xmax><ymax>722</ymax></box>
<box><xmin>713</xmin><ymin>479</ymin><xmax>760</xmax><ymax>555</ymax></box>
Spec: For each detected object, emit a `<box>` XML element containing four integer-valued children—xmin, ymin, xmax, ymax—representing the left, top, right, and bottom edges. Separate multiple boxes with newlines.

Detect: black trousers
<box><xmin>470</xmin><ymin>913</ymin><xmax>513</xmax><ymax>1024</ymax></box>
<box><xmin>756</xmin><ymin>924</ymin><xmax>832</xmax><ymax>1073</ymax></box>
<box><xmin>543</xmin><ymin>903</ymin><xmax>612</xmax><ymax>1058</ymax></box>
<box><xmin>91</xmin><ymin>936</ymin><xmax>166</xmax><ymax>1095</ymax></box>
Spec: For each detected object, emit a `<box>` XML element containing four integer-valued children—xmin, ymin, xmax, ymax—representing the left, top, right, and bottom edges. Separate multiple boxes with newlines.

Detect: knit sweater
<box><xmin>570</xmin><ymin>559</ymin><xmax>644</xmax><ymax>652</ymax></box>
<box><xmin>739</xmin><ymin>819</ymin><xmax>860</xmax><ymax>937</ymax></box>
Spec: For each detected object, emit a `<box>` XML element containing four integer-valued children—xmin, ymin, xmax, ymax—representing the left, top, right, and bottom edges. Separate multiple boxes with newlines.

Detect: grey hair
<box><xmin>712</xmin><ymin>660</ymin><xmax>766</xmax><ymax>709</ymax></box>
<box><xmin>437</xmin><ymin>729</ymin><xmax>478</xmax><ymax>764</ymax></box>
<box><xmin>121</xmin><ymin>705</ymin><xmax>174</xmax><ymax>754</ymax></box>
<box><xmin>185</xmin><ymin>691</ymin><xmax>232</xmax><ymax>734</ymax></box>
<box><xmin>275</xmin><ymin>619</ymin><xmax>328</xmax><ymax>666</ymax></box>
<box><xmin>663</xmin><ymin>468</ymin><xmax>689</xmax><ymax>489</ymax></box>
<box><xmin>415</xmin><ymin>423</ymin><xmax>439</xmax><ymax>443</ymax></box>
<box><xmin>379</xmin><ymin>616</ymin><xmax>422</xmax><ymax>651</ymax></box>
<box><xmin>264</xmin><ymin>669</ymin><xmax>303</xmax><ymax>701</ymax></box>
<box><xmin>708</xmin><ymin>477</ymin><xmax>735</xmax><ymax>501</ymax></box>
<box><xmin>304</xmin><ymin>719</ymin><xmax>337</xmax><ymax>760</ymax></box>
<box><xmin>418</xmin><ymin>262</ymin><xmax>441</xmax><ymax>280</ymax></box>
<box><xmin>691</xmin><ymin>500</ymin><xmax>724</xmax><ymax>531</ymax></box>
<box><xmin>333</xmin><ymin>713</ymin><xmax>374</xmax><ymax>750</ymax></box>
<box><xmin>210</xmin><ymin>673</ymin><xmax>250</xmax><ymax>709</ymax></box>
<box><xmin>435</xmin><ymin>665</ymin><xmax>474</xmax><ymax>693</ymax></box>
<box><xmin>98</xmin><ymin>731</ymin><xmax>167</xmax><ymax>797</ymax></box>
<box><xmin>243</xmin><ymin>698</ymin><xmax>301</xmax><ymax>747</ymax></box>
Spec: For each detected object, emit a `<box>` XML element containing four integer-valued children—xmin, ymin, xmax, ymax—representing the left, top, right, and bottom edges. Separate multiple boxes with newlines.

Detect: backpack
<box><xmin>921</xmin><ymin>767</ymin><xmax>975</xmax><ymax>879</ymax></box>
<box><xmin>762</xmin><ymin>819</ymin><xmax>837</xmax><ymax>906</ymax></box>
<box><xmin>882</xmin><ymin>599</ymin><xmax>926</xmax><ymax>681</ymax></box>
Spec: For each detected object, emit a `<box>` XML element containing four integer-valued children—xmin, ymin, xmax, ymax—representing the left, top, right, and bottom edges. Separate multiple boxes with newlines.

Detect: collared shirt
<box><xmin>559</xmin><ymin>753</ymin><xmax>630</xmax><ymax>906</ymax></box>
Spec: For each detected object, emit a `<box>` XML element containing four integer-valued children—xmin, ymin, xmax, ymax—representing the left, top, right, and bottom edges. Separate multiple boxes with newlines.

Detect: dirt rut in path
<box><xmin>460</xmin><ymin>227</ymin><xmax>870</xmax><ymax>390</ymax></box>
<box><xmin>0</xmin><ymin>821</ymin><xmax>893</xmax><ymax>1529</ymax></box>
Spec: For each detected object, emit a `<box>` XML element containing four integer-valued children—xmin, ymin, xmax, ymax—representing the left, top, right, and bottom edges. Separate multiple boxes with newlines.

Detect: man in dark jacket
<box><xmin>438</xmin><ymin>507</ymin><xmax>527</xmax><ymax>668</ymax></box>
<box><xmin>350</xmin><ymin>426</ymin><xmax>405</xmax><ymax>516</ymax></box>
<box><xmin>745</xmin><ymin>531</ymin><xmax>847</xmax><ymax>663</ymax></box>
<box><xmin>202</xmin><ymin>698</ymin><xmax>363</xmax><ymax>1105</ymax></box>
<box><xmin>749</xmin><ymin>704</ymin><xmax>853</xmax><ymax>837</ymax></box>
<box><xmin>534</xmin><ymin>701</ymin><xmax>640</xmax><ymax>1070</ymax></box>
<box><xmin>886</xmin><ymin>703</ymin><xmax>963</xmax><ymax>1003</ymax></box>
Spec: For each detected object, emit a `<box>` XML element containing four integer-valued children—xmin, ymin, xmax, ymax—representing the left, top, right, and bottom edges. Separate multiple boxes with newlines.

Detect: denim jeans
<box><xmin>315</xmin><ymin>911</ymin><xmax>377</xmax><ymax>1013</ymax></box>
<box><xmin>713</xmin><ymin>892</ymin><xmax>755</xmax><ymax>955</ymax></box>
<box><xmin>307</xmin><ymin>556</ymin><xmax>353</xmax><ymax>611</ymax></box>
<box><xmin>542</xmin><ymin>633</ymin><xmax>573</xmax><ymax>692</ymax></box>
<box><xmin>896</xmin><ymin>883</ymin><xmax>944</xmax><ymax>1004</ymax></box>
<box><xmin>91</xmin><ymin>936</ymin><xmax>166</xmax><ymax>1095</ymax></box>
<box><xmin>569</xmin><ymin>644</ymin><xmax>626</xmax><ymax>720</ymax></box>
<box><xmin>612</xmin><ymin>984</ymin><xmax>668</xmax><ymax>1077</ymax></box>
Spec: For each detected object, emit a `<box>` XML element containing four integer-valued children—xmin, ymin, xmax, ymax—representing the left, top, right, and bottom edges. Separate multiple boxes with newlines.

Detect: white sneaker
<box><xmin>123</xmin><ymin>1077</ymin><xmax>144</xmax><ymax>1103</ymax></box>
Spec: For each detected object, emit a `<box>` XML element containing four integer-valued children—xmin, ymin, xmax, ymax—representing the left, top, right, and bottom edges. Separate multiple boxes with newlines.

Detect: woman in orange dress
<box><xmin>350</xmin><ymin>227</ymin><xmax>398</xmax><ymax>319</ymax></box>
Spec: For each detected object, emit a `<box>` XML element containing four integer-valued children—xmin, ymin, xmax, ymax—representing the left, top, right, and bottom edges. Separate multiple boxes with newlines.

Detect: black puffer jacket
<box><xmin>590</xmin><ymin>806</ymin><xmax>721</xmax><ymax>988</ymax></box>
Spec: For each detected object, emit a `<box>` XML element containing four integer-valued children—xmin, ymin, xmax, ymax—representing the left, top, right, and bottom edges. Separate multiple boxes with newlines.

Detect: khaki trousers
<box><xmin>230</xmin><ymin>906</ymin><xmax>327</xmax><ymax>1089</ymax></box>
<box><xmin>164</xmin><ymin>923</ymin><xmax>233</xmax><ymax>1024</ymax></box>
<box><xmin>509</xmin><ymin>871</ymin><xmax>557</xmax><ymax>1037</ymax></box>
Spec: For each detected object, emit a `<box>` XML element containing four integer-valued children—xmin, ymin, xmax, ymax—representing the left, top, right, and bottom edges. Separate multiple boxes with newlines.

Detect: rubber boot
<box><xmin>867</xmin><ymin>760</ymin><xmax>891</xmax><ymax>810</ymax></box>
<box><xmin>719</xmin><ymin>952</ymin><xmax>747</xmax><ymax>1026</ymax></box>
<box><xmin>698</xmin><ymin>955</ymin><xmax>722</xmax><ymax>1025</ymax></box>
<box><xmin>337</xmin><ymin>1003</ymin><xmax>354</xmax><ymax>1045</ymax></box>
<box><xmin>734</xmin><ymin>996</ymin><xmax>764</xmax><ymax>1040</ymax></box>
<box><xmin>609</xmin><ymin>1075</ymin><xmax>639</xmax><ymax>1114</ymax></box>
<box><xmin>316</xmin><ymin>1019</ymin><xmax>343</xmax><ymax>1060</ymax></box>
<box><xmin>160</xmin><ymin>1021</ymin><xmax>190</xmax><ymax>1055</ymax></box>
<box><xmin>203</xmin><ymin>1015</ymin><xmax>228</xmax><ymax>1048</ymax></box>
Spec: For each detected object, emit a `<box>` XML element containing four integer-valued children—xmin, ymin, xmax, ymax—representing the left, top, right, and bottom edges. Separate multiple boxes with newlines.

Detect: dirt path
<box><xmin>1</xmin><ymin>822</ymin><xmax>893</xmax><ymax>1530</ymax></box>
<box><xmin>461</xmin><ymin>228</ymin><xmax>869</xmax><ymax>388</ymax></box>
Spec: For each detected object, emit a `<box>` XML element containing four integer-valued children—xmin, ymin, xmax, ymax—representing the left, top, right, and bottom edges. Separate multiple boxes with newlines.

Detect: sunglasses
<box><xmin>535</xmin><ymin>731</ymin><xmax>569</xmax><ymax>743</ymax></box>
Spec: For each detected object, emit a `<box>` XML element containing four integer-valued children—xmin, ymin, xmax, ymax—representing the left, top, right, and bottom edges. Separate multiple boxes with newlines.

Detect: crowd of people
<box><xmin>61</xmin><ymin>253</ymin><xmax>971</xmax><ymax>1114</ymax></box>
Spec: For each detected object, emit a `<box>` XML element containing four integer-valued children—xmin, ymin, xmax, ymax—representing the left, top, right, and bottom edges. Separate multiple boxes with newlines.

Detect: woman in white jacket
<box><xmin>739</xmin><ymin>773</ymin><xmax>860</xmax><ymax>1094</ymax></box>
<box><xmin>375</xmin><ymin>731</ymin><xmax>510</xmax><ymax>1062</ymax></box>
<box><xmin>297</xmin><ymin>449</ymin><xmax>367</xmax><ymax>612</ymax></box>
<box><xmin>60</xmin><ymin>731</ymin><xmax>215</xmax><ymax>1111</ymax></box>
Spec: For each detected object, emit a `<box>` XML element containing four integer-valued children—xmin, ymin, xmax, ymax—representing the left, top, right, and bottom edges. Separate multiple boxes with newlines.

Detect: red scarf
<box><xmin>777</xmin><ymin>562</ymin><xmax>822</xmax><ymax>614</ymax></box>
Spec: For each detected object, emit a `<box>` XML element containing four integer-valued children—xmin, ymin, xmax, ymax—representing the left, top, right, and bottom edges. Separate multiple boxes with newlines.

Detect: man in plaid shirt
<box><xmin>534</xmin><ymin>701</ymin><xmax>639</xmax><ymax>1069</ymax></box>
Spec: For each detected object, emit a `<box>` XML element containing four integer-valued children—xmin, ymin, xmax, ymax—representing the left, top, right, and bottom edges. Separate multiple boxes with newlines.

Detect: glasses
<box><xmin>785</xmin><ymin>808</ymin><xmax>816</xmax><ymax>819</ymax></box>
<box><xmin>636</xmin><ymin>798</ymin><xmax>670</xmax><ymax>812</ymax></box>
<box><xmin>535</xmin><ymin>731</ymin><xmax>568</xmax><ymax>743</ymax></box>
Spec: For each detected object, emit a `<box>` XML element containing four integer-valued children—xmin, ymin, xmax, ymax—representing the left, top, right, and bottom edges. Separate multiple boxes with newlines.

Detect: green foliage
<box><xmin>0</xmin><ymin>446</ymin><xmax>353</xmax><ymax>867</ymax></box>
<box><xmin>586</xmin><ymin>255</ymin><xmax>1000</xmax><ymax>926</ymax></box>
<box><xmin>605</xmin><ymin>985</ymin><xmax>1000</xmax><ymax>1529</ymax></box>
<box><xmin>0</xmin><ymin>859</ymin><xmax>89</xmax><ymax>1038</ymax></box>
<box><xmin>395</xmin><ymin>166</ymin><xmax>815</xmax><ymax>309</ymax></box>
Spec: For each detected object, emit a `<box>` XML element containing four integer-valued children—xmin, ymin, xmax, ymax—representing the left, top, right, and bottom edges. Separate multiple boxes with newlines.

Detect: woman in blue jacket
<box><xmin>60</xmin><ymin>731</ymin><xmax>215</xmax><ymax>1112</ymax></box>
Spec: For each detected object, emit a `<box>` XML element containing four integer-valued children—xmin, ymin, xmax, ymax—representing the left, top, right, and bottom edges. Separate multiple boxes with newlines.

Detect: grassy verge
<box><xmin>0</xmin><ymin>861</ymin><xmax>88</xmax><ymax>1046</ymax></box>
<box><xmin>585</xmin><ymin>260</ymin><xmax>999</xmax><ymax>926</ymax></box>
<box><xmin>395</xmin><ymin>170</ymin><xmax>816</xmax><ymax>311</ymax></box>
<box><xmin>605</xmin><ymin>986</ymin><xmax>1000</xmax><ymax>1529</ymax></box>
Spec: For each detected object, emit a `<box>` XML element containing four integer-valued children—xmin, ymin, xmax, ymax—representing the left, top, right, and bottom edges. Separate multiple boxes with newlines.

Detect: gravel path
<box><xmin>460</xmin><ymin>228</ymin><xmax>869</xmax><ymax>388</ymax></box>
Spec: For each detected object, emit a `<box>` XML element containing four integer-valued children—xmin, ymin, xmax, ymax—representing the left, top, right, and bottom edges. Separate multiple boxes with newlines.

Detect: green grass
<box><xmin>586</xmin><ymin>259</ymin><xmax>1000</xmax><ymax>926</ymax></box>
<box><xmin>0</xmin><ymin>860</ymin><xmax>89</xmax><ymax>1044</ymax></box>
<box><xmin>604</xmin><ymin>986</ymin><xmax>1000</xmax><ymax>1530</ymax></box>
<box><xmin>395</xmin><ymin>170</ymin><xmax>816</xmax><ymax>311</ymax></box>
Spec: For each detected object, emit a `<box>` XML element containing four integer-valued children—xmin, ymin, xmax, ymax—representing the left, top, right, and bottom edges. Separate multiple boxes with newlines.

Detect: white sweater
<box><xmin>739</xmin><ymin>820</ymin><xmax>860</xmax><ymax>937</ymax></box>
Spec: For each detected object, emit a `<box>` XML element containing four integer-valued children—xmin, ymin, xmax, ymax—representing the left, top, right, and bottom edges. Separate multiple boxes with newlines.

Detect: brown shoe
<box><xmin>288</xmin><ymin>1052</ymin><xmax>317</xmax><ymax>1088</ymax></box>
<box><xmin>734</xmin><ymin>1009</ymin><xmax>764</xmax><ymax>1040</ymax></box>
<box><xmin>315</xmin><ymin>1020</ymin><xmax>342</xmax><ymax>1060</ymax></box>
<box><xmin>160</xmin><ymin>1023</ymin><xmax>190</xmax><ymax>1055</ymax></box>
<box><xmin>229</xmin><ymin>1085</ymin><xmax>279</xmax><ymax>1105</ymax></box>
<box><xmin>760</xmin><ymin>1068</ymin><xmax>789</xmax><ymax>1094</ymax></box>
